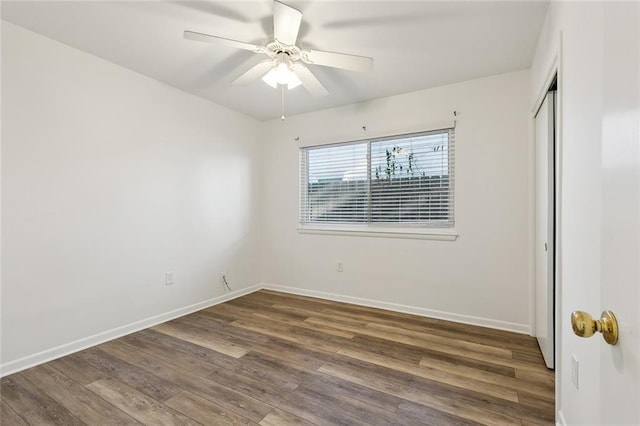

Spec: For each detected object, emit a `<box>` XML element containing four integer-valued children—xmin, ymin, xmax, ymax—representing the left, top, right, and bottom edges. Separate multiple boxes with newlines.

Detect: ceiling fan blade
<box><xmin>184</xmin><ymin>30</ymin><xmax>266</xmax><ymax>53</ymax></box>
<box><xmin>232</xmin><ymin>60</ymin><xmax>275</xmax><ymax>85</ymax></box>
<box><xmin>291</xmin><ymin>63</ymin><xmax>328</xmax><ymax>97</ymax></box>
<box><xmin>273</xmin><ymin>0</ymin><xmax>302</xmax><ymax>46</ymax></box>
<box><xmin>302</xmin><ymin>49</ymin><xmax>373</xmax><ymax>72</ymax></box>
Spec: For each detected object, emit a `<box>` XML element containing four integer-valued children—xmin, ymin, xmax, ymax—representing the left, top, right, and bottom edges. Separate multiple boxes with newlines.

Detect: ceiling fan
<box><xmin>183</xmin><ymin>0</ymin><xmax>374</xmax><ymax>97</ymax></box>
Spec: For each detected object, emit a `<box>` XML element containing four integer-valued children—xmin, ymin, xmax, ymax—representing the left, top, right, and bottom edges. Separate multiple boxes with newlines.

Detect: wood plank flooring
<box><xmin>0</xmin><ymin>290</ymin><xmax>555</xmax><ymax>425</ymax></box>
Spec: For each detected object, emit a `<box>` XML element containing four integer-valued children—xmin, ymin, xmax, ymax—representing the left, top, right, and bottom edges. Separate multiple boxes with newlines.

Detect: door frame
<box><xmin>530</xmin><ymin>35</ymin><xmax>563</xmax><ymax>421</ymax></box>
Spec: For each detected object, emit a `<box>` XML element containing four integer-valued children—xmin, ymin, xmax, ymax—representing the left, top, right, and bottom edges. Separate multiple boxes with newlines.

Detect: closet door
<box><xmin>535</xmin><ymin>90</ymin><xmax>555</xmax><ymax>369</ymax></box>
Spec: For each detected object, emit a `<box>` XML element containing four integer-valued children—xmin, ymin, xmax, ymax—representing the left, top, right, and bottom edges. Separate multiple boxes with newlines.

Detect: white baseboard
<box><xmin>1</xmin><ymin>281</ymin><xmax>531</xmax><ymax>377</ymax></box>
<box><xmin>261</xmin><ymin>283</ymin><xmax>530</xmax><ymax>334</ymax></box>
<box><xmin>0</xmin><ymin>284</ymin><xmax>261</xmax><ymax>377</ymax></box>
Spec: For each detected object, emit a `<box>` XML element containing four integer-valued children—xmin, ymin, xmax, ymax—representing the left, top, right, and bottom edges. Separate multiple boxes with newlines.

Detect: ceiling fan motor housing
<box><xmin>267</xmin><ymin>40</ymin><xmax>301</xmax><ymax>62</ymax></box>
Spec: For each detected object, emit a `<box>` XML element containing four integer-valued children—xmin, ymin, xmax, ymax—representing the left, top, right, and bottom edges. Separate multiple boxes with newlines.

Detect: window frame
<box><xmin>298</xmin><ymin>128</ymin><xmax>458</xmax><ymax>240</ymax></box>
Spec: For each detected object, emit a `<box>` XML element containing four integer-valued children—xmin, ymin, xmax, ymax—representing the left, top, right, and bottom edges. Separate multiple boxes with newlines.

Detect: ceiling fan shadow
<box><xmin>324</xmin><ymin>13</ymin><xmax>437</xmax><ymax>29</ymax></box>
<box><xmin>170</xmin><ymin>1</ymin><xmax>251</xmax><ymax>23</ymax></box>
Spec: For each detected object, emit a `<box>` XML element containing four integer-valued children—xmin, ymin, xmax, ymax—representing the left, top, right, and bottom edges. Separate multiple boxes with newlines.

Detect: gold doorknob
<box><xmin>571</xmin><ymin>310</ymin><xmax>619</xmax><ymax>345</ymax></box>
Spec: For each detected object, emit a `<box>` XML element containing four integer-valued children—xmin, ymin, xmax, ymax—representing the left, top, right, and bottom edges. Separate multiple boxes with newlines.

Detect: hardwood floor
<box><xmin>0</xmin><ymin>290</ymin><xmax>555</xmax><ymax>425</ymax></box>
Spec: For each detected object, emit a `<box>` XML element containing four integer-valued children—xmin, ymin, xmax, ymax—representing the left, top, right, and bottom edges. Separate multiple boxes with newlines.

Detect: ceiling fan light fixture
<box><xmin>262</xmin><ymin>53</ymin><xmax>302</xmax><ymax>89</ymax></box>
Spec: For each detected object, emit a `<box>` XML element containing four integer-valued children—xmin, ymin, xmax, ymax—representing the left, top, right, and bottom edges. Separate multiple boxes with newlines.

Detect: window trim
<box><xmin>299</xmin><ymin>127</ymin><xmax>456</xmax><ymax>239</ymax></box>
<box><xmin>297</xmin><ymin>224</ymin><xmax>459</xmax><ymax>240</ymax></box>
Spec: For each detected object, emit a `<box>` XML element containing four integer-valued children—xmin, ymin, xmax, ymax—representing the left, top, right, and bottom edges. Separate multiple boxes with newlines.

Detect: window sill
<box><xmin>297</xmin><ymin>225</ymin><xmax>459</xmax><ymax>241</ymax></box>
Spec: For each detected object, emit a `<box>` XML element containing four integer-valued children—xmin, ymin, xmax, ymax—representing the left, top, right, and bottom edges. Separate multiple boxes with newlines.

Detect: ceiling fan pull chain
<box><xmin>281</xmin><ymin>84</ymin><xmax>286</xmax><ymax>121</ymax></box>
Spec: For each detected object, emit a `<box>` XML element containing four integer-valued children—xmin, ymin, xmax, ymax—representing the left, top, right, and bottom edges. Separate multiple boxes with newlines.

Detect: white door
<box><xmin>535</xmin><ymin>91</ymin><xmax>555</xmax><ymax>369</ymax></box>
<box><xmin>597</xmin><ymin>2</ymin><xmax>639</xmax><ymax>423</ymax></box>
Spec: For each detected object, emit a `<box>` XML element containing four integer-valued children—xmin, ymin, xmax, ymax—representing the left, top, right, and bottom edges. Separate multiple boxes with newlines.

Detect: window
<box><xmin>299</xmin><ymin>128</ymin><xmax>455</xmax><ymax>231</ymax></box>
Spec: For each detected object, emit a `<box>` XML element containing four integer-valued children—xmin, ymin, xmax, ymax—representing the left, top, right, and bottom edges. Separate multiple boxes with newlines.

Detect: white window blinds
<box><xmin>300</xmin><ymin>128</ymin><xmax>455</xmax><ymax>227</ymax></box>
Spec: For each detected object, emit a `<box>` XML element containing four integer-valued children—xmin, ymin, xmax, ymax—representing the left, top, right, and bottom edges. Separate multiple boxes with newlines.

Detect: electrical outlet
<box><xmin>337</xmin><ymin>262</ymin><xmax>343</xmax><ymax>272</ymax></box>
<box><xmin>571</xmin><ymin>354</ymin><xmax>579</xmax><ymax>389</ymax></box>
<box><xmin>165</xmin><ymin>272</ymin><xmax>174</xmax><ymax>286</ymax></box>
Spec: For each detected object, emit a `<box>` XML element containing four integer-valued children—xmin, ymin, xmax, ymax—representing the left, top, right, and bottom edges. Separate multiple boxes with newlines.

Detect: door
<box><xmin>597</xmin><ymin>2</ymin><xmax>639</xmax><ymax>423</ymax></box>
<box><xmin>535</xmin><ymin>91</ymin><xmax>555</xmax><ymax>369</ymax></box>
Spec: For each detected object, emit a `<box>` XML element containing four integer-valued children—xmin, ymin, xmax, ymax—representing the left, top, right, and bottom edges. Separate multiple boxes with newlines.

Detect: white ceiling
<box><xmin>1</xmin><ymin>1</ymin><xmax>549</xmax><ymax>121</ymax></box>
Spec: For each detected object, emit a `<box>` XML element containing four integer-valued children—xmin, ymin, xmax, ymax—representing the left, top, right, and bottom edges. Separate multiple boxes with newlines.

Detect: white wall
<box><xmin>259</xmin><ymin>70</ymin><xmax>532</xmax><ymax>332</ymax></box>
<box><xmin>1</xmin><ymin>22</ymin><xmax>262</xmax><ymax>373</ymax></box>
